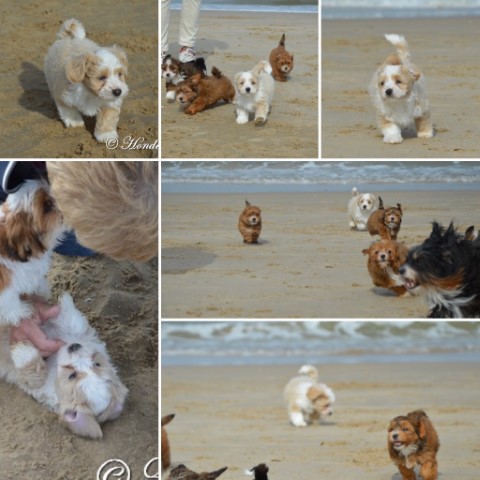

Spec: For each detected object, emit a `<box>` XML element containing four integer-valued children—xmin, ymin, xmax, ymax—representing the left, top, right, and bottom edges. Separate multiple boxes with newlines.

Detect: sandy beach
<box><xmin>161</xmin><ymin>12</ymin><xmax>318</xmax><ymax>158</ymax></box>
<box><xmin>0</xmin><ymin>254</ymin><xmax>158</xmax><ymax>479</ymax></box>
<box><xmin>161</xmin><ymin>362</ymin><xmax>480</xmax><ymax>479</ymax></box>
<box><xmin>322</xmin><ymin>17</ymin><xmax>480</xmax><ymax>158</ymax></box>
<box><xmin>161</xmin><ymin>189</ymin><xmax>480</xmax><ymax>318</ymax></box>
<box><xmin>0</xmin><ymin>0</ymin><xmax>158</xmax><ymax>158</ymax></box>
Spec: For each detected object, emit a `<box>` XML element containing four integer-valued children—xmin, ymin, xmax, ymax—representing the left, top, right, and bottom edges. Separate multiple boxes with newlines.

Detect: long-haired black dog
<box><xmin>399</xmin><ymin>222</ymin><xmax>480</xmax><ymax>318</ymax></box>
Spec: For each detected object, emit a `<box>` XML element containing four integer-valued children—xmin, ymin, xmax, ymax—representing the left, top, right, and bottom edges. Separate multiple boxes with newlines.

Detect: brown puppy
<box><xmin>367</xmin><ymin>196</ymin><xmax>403</xmax><ymax>240</ymax></box>
<box><xmin>177</xmin><ymin>67</ymin><xmax>235</xmax><ymax>115</ymax></box>
<box><xmin>388</xmin><ymin>410</ymin><xmax>440</xmax><ymax>480</ymax></box>
<box><xmin>269</xmin><ymin>33</ymin><xmax>294</xmax><ymax>82</ymax></box>
<box><xmin>238</xmin><ymin>200</ymin><xmax>262</xmax><ymax>244</ymax></box>
<box><xmin>167</xmin><ymin>465</ymin><xmax>228</xmax><ymax>480</ymax></box>
<box><xmin>161</xmin><ymin>413</ymin><xmax>175</xmax><ymax>472</ymax></box>
<box><xmin>362</xmin><ymin>239</ymin><xmax>409</xmax><ymax>296</ymax></box>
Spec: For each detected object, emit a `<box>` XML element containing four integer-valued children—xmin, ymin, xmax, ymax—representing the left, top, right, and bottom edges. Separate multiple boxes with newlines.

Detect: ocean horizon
<box><xmin>170</xmin><ymin>0</ymin><xmax>318</xmax><ymax>14</ymax></box>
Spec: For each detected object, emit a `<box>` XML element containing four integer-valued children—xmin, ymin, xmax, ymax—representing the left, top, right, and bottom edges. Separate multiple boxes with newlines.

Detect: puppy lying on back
<box><xmin>362</xmin><ymin>239</ymin><xmax>409</xmax><ymax>296</ymax></box>
<box><xmin>283</xmin><ymin>365</ymin><xmax>335</xmax><ymax>427</ymax></box>
<box><xmin>367</xmin><ymin>196</ymin><xmax>403</xmax><ymax>240</ymax></box>
<box><xmin>388</xmin><ymin>410</ymin><xmax>440</xmax><ymax>480</ymax></box>
<box><xmin>238</xmin><ymin>200</ymin><xmax>262</xmax><ymax>243</ymax></box>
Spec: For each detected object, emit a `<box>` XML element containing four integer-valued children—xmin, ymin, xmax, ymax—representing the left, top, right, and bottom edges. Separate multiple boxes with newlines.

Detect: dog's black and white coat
<box><xmin>400</xmin><ymin>222</ymin><xmax>480</xmax><ymax>318</ymax></box>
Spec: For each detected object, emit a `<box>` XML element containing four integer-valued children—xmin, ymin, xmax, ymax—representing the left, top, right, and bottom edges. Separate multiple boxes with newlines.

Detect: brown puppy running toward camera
<box><xmin>367</xmin><ymin>196</ymin><xmax>403</xmax><ymax>240</ymax></box>
<box><xmin>388</xmin><ymin>410</ymin><xmax>440</xmax><ymax>480</ymax></box>
<box><xmin>362</xmin><ymin>239</ymin><xmax>409</xmax><ymax>296</ymax></box>
<box><xmin>238</xmin><ymin>200</ymin><xmax>262</xmax><ymax>243</ymax></box>
<box><xmin>269</xmin><ymin>33</ymin><xmax>294</xmax><ymax>82</ymax></box>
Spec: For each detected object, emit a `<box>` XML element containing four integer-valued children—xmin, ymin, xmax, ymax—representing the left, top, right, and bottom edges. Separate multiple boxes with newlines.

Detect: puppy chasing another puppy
<box><xmin>283</xmin><ymin>365</ymin><xmax>335</xmax><ymax>427</ymax></box>
<box><xmin>369</xmin><ymin>34</ymin><xmax>433</xmax><ymax>144</ymax></box>
<box><xmin>162</xmin><ymin>55</ymin><xmax>207</xmax><ymax>102</ymax></box>
<box><xmin>388</xmin><ymin>410</ymin><xmax>440</xmax><ymax>480</ymax></box>
<box><xmin>238</xmin><ymin>200</ymin><xmax>262</xmax><ymax>244</ymax></box>
<box><xmin>44</xmin><ymin>19</ymin><xmax>129</xmax><ymax>143</ymax></box>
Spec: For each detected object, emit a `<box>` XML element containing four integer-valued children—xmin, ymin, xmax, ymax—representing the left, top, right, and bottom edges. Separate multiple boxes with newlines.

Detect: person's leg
<box><xmin>178</xmin><ymin>0</ymin><xmax>202</xmax><ymax>62</ymax></box>
<box><xmin>161</xmin><ymin>0</ymin><xmax>172</xmax><ymax>59</ymax></box>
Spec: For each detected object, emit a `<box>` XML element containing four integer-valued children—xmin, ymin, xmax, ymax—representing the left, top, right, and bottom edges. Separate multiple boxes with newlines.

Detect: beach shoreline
<box><xmin>161</xmin><ymin>11</ymin><xmax>318</xmax><ymax>158</ymax></box>
<box><xmin>322</xmin><ymin>17</ymin><xmax>480</xmax><ymax>158</ymax></box>
<box><xmin>161</xmin><ymin>189</ymin><xmax>480</xmax><ymax>318</ymax></box>
<box><xmin>161</xmin><ymin>362</ymin><xmax>480</xmax><ymax>480</ymax></box>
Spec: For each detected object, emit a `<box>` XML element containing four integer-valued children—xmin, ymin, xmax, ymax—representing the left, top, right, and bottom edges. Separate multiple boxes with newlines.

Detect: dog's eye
<box><xmin>44</xmin><ymin>198</ymin><xmax>54</xmax><ymax>213</ymax></box>
<box><xmin>402</xmin><ymin>427</ymin><xmax>409</xmax><ymax>432</ymax></box>
<box><xmin>94</xmin><ymin>362</ymin><xmax>101</xmax><ymax>367</ymax></box>
<box><xmin>387</xmin><ymin>250</ymin><xmax>392</xmax><ymax>254</ymax></box>
<box><xmin>118</xmin><ymin>72</ymin><xmax>123</xmax><ymax>78</ymax></box>
<box><xmin>68</xmin><ymin>371</ymin><xmax>77</xmax><ymax>381</ymax></box>
<box><xmin>380</xmin><ymin>81</ymin><xmax>385</xmax><ymax>86</ymax></box>
<box><xmin>99</xmin><ymin>75</ymin><xmax>107</xmax><ymax>81</ymax></box>
<box><xmin>396</xmin><ymin>80</ymin><xmax>402</xmax><ymax>84</ymax></box>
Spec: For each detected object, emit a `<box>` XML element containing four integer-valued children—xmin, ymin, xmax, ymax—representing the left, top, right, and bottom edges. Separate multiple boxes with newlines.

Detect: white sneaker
<box><xmin>179</xmin><ymin>47</ymin><xmax>196</xmax><ymax>62</ymax></box>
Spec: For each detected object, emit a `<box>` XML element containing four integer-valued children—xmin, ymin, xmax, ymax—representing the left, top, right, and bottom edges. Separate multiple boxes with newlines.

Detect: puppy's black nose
<box><xmin>380</xmin><ymin>254</ymin><xmax>386</xmax><ymax>260</ymax></box>
<box><xmin>399</xmin><ymin>266</ymin><xmax>406</xmax><ymax>275</ymax></box>
<box><xmin>245</xmin><ymin>87</ymin><xmax>251</xmax><ymax>93</ymax></box>
<box><xmin>392</xmin><ymin>433</ymin><xmax>398</xmax><ymax>440</ymax></box>
<box><xmin>385</xmin><ymin>88</ymin><xmax>393</xmax><ymax>96</ymax></box>
<box><xmin>68</xmin><ymin>343</ymin><xmax>82</xmax><ymax>353</ymax></box>
<box><xmin>112</xmin><ymin>89</ymin><xmax>122</xmax><ymax>97</ymax></box>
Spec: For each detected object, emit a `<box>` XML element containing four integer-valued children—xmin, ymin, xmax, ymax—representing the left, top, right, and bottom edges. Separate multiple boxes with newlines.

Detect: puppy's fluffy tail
<box><xmin>385</xmin><ymin>34</ymin><xmax>411</xmax><ymax>63</ymax></box>
<box><xmin>298</xmin><ymin>364</ymin><xmax>318</xmax><ymax>380</ymax></box>
<box><xmin>211</xmin><ymin>66</ymin><xmax>224</xmax><ymax>79</ymax></box>
<box><xmin>252</xmin><ymin>60</ymin><xmax>273</xmax><ymax>76</ymax></box>
<box><xmin>351</xmin><ymin>187</ymin><xmax>358</xmax><ymax>197</ymax></box>
<box><xmin>57</xmin><ymin>18</ymin><xmax>86</xmax><ymax>40</ymax></box>
<box><xmin>279</xmin><ymin>33</ymin><xmax>286</xmax><ymax>46</ymax></box>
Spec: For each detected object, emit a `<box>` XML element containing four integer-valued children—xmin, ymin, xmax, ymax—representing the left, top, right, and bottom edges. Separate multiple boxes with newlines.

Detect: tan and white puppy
<box><xmin>369</xmin><ymin>34</ymin><xmax>433</xmax><ymax>144</ymax></box>
<box><xmin>0</xmin><ymin>293</ymin><xmax>128</xmax><ymax>439</ymax></box>
<box><xmin>283</xmin><ymin>365</ymin><xmax>335</xmax><ymax>427</ymax></box>
<box><xmin>44</xmin><ymin>18</ymin><xmax>129</xmax><ymax>143</ymax></box>
<box><xmin>234</xmin><ymin>60</ymin><xmax>275</xmax><ymax>125</ymax></box>
<box><xmin>0</xmin><ymin>179</ymin><xmax>64</xmax><ymax>326</ymax></box>
<box><xmin>347</xmin><ymin>187</ymin><xmax>378</xmax><ymax>231</ymax></box>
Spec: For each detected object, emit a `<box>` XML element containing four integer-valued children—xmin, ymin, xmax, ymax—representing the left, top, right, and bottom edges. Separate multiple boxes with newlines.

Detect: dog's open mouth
<box><xmin>403</xmin><ymin>278</ymin><xmax>419</xmax><ymax>290</ymax></box>
<box><xmin>393</xmin><ymin>441</ymin><xmax>404</xmax><ymax>450</ymax></box>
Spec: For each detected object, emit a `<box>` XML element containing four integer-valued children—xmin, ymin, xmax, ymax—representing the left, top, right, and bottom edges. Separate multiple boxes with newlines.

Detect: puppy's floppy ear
<box><xmin>66</xmin><ymin>55</ymin><xmax>88</xmax><ymax>83</ymax></box>
<box><xmin>111</xmin><ymin>45</ymin><xmax>128</xmax><ymax>74</ymax></box>
<box><xmin>306</xmin><ymin>386</ymin><xmax>326</xmax><ymax>402</ymax></box>
<box><xmin>362</xmin><ymin>247</ymin><xmax>370</xmax><ymax>256</ymax></box>
<box><xmin>97</xmin><ymin>377</ymin><xmax>128</xmax><ymax>423</ymax></box>
<box><xmin>61</xmin><ymin>408</ymin><xmax>103</xmax><ymax>439</ymax></box>
<box><xmin>397</xmin><ymin>203</ymin><xmax>402</xmax><ymax>213</ymax></box>
<box><xmin>190</xmin><ymin>73</ymin><xmax>202</xmax><ymax>86</ymax></box>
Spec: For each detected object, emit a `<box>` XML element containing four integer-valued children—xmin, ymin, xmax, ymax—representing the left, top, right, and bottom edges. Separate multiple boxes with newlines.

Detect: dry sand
<box><xmin>0</xmin><ymin>0</ymin><xmax>158</xmax><ymax>158</ymax></box>
<box><xmin>161</xmin><ymin>362</ymin><xmax>480</xmax><ymax>480</ymax></box>
<box><xmin>161</xmin><ymin>189</ymin><xmax>480</xmax><ymax>318</ymax></box>
<box><xmin>322</xmin><ymin>17</ymin><xmax>480</xmax><ymax>158</ymax></box>
<box><xmin>161</xmin><ymin>12</ymin><xmax>318</xmax><ymax>158</ymax></box>
<box><xmin>0</xmin><ymin>254</ymin><xmax>158</xmax><ymax>479</ymax></box>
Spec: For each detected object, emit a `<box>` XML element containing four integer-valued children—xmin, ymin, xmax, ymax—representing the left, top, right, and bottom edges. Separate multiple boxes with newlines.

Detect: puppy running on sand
<box><xmin>238</xmin><ymin>200</ymin><xmax>262</xmax><ymax>244</ymax></box>
<box><xmin>367</xmin><ymin>196</ymin><xmax>403</xmax><ymax>240</ymax></box>
<box><xmin>369</xmin><ymin>34</ymin><xmax>433</xmax><ymax>144</ymax></box>
<box><xmin>44</xmin><ymin>19</ymin><xmax>129</xmax><ymax>143</ymax></box>
<box><xmin>269</xmin><ymin>33</ymin><xmax>294</xmax><ymax>82</ymax></box>
<box><xmin>347</xmin><ymin>187</ymin><xmax>378</xmax><ymax>231</ymax></box>
<box><xmin>388</xmin><ymin>410</ymin><xmax>440</xmax><ymax>480</ymax></box>
<box><xmin>283</xmin><ymin>365</ymin><xmax>335</xmax><ymax>427</ymax></box>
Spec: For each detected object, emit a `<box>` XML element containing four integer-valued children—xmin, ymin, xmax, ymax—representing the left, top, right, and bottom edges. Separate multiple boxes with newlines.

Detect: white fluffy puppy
<box><xmin>369</xmin><ymin>34</ymin><xmax>433</xmax><ymax>144</ymax></box>
<box><xmin>44</xmin><ymin>18</ymin><xmax>129</xmax><ymax>143</ymax></box>
<box><xmin>234</xmin><ymin>60</ymin><xmax>275</xmax><ymax>125</ymax></box>
<box><xmin>0</xmin><ymin>293</ymin><xmax>128</xmax><ymax>439</ymax></box>
<box><xmin>347</xmin><ymin>187</ymin><xmax>378</xmax><ymax>230</ymax></box>
<box><xmin>283</xmin><ymin>365</ymin><xmax>335</xmax><ymax>427</ymax></box>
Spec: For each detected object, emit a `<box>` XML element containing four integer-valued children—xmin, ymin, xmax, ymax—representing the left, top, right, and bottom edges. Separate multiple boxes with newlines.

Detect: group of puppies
<box><xmin>349</xmin><ymin>187</ymin><xmax>480</xmax><ymax>317</ymax></box>
<box><xmin>161</xmin><ymin>34</ymin><xmax>294</xmax><ymax>125</ymax></box>
<box><xmin>162</xmin><ymin>365</ymin><xmax>440</xmax><ymax>480</ymax></box>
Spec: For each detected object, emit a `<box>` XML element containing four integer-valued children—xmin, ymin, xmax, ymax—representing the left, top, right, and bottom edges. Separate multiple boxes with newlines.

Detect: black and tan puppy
<box><xmin>367</xmin><ymin>196</ymin><xmax>403</xmax><ymax>240</ymax></box>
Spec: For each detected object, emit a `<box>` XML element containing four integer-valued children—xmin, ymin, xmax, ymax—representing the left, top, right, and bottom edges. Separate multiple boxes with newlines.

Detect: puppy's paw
<box><xmin>11</xmin><ymin>342</ymin><xmax>41</xmax><ymax>369</ymax></box>
<box><xmin>95</xmin><ymin>130</ymin><xmax>118</xmax><ymax>143</ymax></box>
<box><xmin>166</xmin><ymin>91</ymin><xmax>176</xmax><ymax>103</ymax></box>
<box><xmin>383</xmin><ymin>133</ymin><xmax>403</xmax><ymax>144</ymax></box>
<box><xmin>236</xmin><ymin>116</ymin><xmax>249</xmax><ymax>124</ymax></box>
<box><xmin>417</xmin><ymin>130</ymin><xmax>434</xmax><ymax>139</ymax></box>
<box><xmin>254</xmin><ymin>115</ymin><xmax>266</xmax><ymax>125</ymax></box>
<box><xmin>64</xmin><ymin>118</ymin><xmax>85</xmax><ymax>128</ymax></box>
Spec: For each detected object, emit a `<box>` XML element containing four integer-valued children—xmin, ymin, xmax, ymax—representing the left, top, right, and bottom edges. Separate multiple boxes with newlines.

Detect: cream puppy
<box><xmin>283</xmin><ymin>365</ymin><xmax>335</xmax><ymax>427</ymax></box>
<box><xmin>44</xmin><ymin>18</ymin><xmax>129</xmax><ymax>143</ymax></box>
<box><xmin>234</xmin><ymin>60</ymin><xmax>275</xmax><ymax>125</ymax></box>
<box><xmin>369</xmin><ymin>34</ymin><xmax>433</xmax><ymax>144</ymax></box>
<box><xmin>347</xmin><ymin>187</ymin><xmax>378</xmax><ymax>231</ymax></box>
<box><xmin>0</xmin><ymin>293</ymin><xmax>128</xmax><ymax>439</ymax></box>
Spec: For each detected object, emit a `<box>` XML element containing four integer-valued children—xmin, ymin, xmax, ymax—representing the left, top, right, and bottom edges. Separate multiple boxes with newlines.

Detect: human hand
<box><xmin>10</xmin><ymin>299</ymin><xmax>65</xmax><ymax>357</ymax></box>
